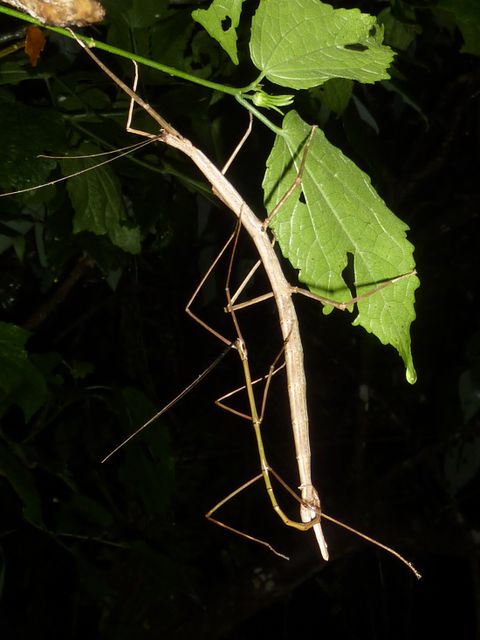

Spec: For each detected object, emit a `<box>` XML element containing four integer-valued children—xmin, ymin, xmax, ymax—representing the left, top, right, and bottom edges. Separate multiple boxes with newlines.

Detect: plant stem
<box><xmin>0</xmin><ymin>6</ymin><xmax>240</xmax><ymax>96</ymax></box>
<box><xmin>0</xmin><ymin>6</ymin><xmax>286</xmax><ymax>136</ymax></box>
<box><xmin>235</xmin><ymin>95</ymin><xmax>282</xmax><ymax>136</ymax></box>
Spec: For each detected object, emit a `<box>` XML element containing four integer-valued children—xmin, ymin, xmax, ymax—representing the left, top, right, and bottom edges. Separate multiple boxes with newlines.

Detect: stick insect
<box><xmin>9</xmin><ymin>31</ymin><xmax>419</xmax><ymax>576</ymax></box>
<box><xmin>69</xmin><ymin>33</ymin><xmax>333</xmax><ymax>563</ymax></box>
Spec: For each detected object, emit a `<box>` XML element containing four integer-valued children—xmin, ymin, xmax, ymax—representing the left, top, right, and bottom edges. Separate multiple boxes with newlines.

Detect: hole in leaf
<box><xmin>299</xmin><ymin>191</ymin><xmax>306</xmax><ymax>205</ymax></box>
<box><xmin>369</xmin><ymin>25</ymin><xmax>377</xmax><ymax>37</ymax></box>
<box><xmin>341</xmin><ymin>252</ymin><xmax>357</xmax><ymax>311</ymax></box>
<box><xmin>344</xmin><ymin>43</ymin><xmax>368</xmax><ymax>52</ymax></box>
<box><xmin>221</xmin><ymin>16</ymin><xmax>232</xmax><ymax>31</ymax></box>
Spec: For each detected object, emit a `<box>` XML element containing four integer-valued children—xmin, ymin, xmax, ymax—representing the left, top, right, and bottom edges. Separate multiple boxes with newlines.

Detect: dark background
<box><xmin>0</xmin><ymin>1</ymin><xmax>479</xmax><ymax>638</ymax></box>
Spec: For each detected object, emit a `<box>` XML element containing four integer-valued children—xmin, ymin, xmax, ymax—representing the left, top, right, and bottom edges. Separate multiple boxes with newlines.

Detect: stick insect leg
<box><xmin>262</xmin><ymin>125</ymin><xmax>317</xmax><ymax>231</ymax></box>
<box><xmin>119</xmin><ymin>58</ymin><xmax>243</xmax><ymax>348</ymax></box>
<box><xmin>123</xmin><ymin>61</ymin><xmax>163</xmax><ymax>145</ymax></box>
<box><xmin>291</xmin><ymin>269</ymin><xmax>418</xmax><ymax>311</ymax></box>
<box><xmin>231</xmin><ymin>270</ymin><xmax>418</xmax><ymax>314</ymax></box>
<box><xmin>221</xmin><ymin>221</ymin><xmax>321</xmax><ymax>533</ymax></box>
<box><xmin>215</xmin><ymin>353</ymin><xmax>285</xmax><ymax>423</ymax></box>
<box><xmin>184</xmin><ymin>109</ymin><xmax>267</xmax><ymax>345</ymax></box>
<box><xmin>185</xmin><ymin>114</ymin><xmax>257</xmax><ymax>342</ymax></box>
<box><xmin>221</xmin><ymin>113</ymin><xmax>253</xmax><ymax>176</ymax></box>
<box><xmin>185</xmin><ymin>229</ymin><xmax>238</xmax><ymax>347</ymax></box>
<box><xmin>205</xmin><ymin>473</ymin><xmax>290</xmax><ymax>560</ymax></box>
<box><xmin>100</xmin><ymin>344</ymin><xmax>232</xmax><ymax>463</ymax></box>
<box><xmin>180</xmin><ymin>215</ymin><xmax>311</xmax><ymax>554</ymax></box>
<box><xmin>224</xmin><ymin>125</ymin><xmax>318</xmax><ymax>312</ymax></box>
<box><xmin>267</xmin><ymin>467</ymin><xmax>421</xmax><ymax>579</ymax></box>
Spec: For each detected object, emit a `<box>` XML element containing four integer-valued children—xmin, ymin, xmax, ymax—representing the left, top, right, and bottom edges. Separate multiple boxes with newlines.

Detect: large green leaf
<box><xmin>263</xmin><ymin>111</ymin><xmax>419</xmax><ymax>383</ymax></box>
<box><xmin>192</xmin><ymin>0</ymin><xmax>245</xmax><ymax>64</ymax></box>
<box><xmin>0</xmin><ymin>322</ymin><xmax>47</xmax><ymax>419</ymax></box>
<box><xmin>62</xmin><ymin>145</ymin><xmax>141</xmax><ymax>255</ymax></box>
<box><xmin>250</xmin><ymin>0</ymin><xmax>394</xmax><ymax>89</ymax></box>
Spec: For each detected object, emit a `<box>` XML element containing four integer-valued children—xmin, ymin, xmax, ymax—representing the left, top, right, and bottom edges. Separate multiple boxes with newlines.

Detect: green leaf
<box><xmin>0</xmin><ymin>61</ymin><xmax>37</xmax><ymax>86</ymax></box>
<box><xmin>437</xmin><ymin>0</ymin><xmax>480</xmax><ymax>56</ymax></box>
<box><xmin>192</xmin><ymin>0</ymin><xmax>245</xmax><ymax>64</ymax></box>
<box><xmin>0</xmin><ymin>441</ymin><xmax>44</xmax><ymax>527</ymax></box>
<box><xmin>126</xmin><ymin>0</ymin><xmax>167</xmax><ymax>28</ymax></box>
<box><xmin>378</xmin><ymin>7</ymin><xmax>421</xmax><ymax>52</ymax></box>
<box><xmin>263</xmin><ymin>111</ymin><xmax>418</xmax><ymax>383</ymax></box>
<box><xmin>0</xmin><ymin>103</ymin><xmax>65</xmax><ymax>194</ymax></box>
<box><xmin>151</xmin><ymin>11</ymin><xmax>196</xmax><ymax>70</ymax></box>
<box><xmin>62</xmin><ymin>145</ymin><xmax>141</xmax><ymax>255</ymax></box>
<box><xmin>318</xmin><ymin>78</ymin><xmax>354</xmax><ymax>115</ymax></box>
<box><xmin>250</xmin><ymin>0</ymin><xmax>395</xmax><ymax>89</ymax></box>
<box><xmin>70</xmin><ymin>360</ymin><xmax>94</xmax><ymax>380</ymax></box>
<box><xmin>0</xmin><ymin>322</ymin><xmax>48</xmax><ymax>419</ymax></box>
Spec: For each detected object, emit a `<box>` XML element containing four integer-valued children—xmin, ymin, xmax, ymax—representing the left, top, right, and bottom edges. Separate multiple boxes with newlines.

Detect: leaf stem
<box><xmin>235</xmin><ymin>95</ymin><xmax>282</xmax><ymax>135</ymax></box>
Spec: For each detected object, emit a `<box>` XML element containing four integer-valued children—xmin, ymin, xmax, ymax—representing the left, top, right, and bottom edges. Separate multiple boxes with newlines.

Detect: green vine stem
<box><xmin>0</xmin><ymin>5</ymin><xmax>286</xmax><ymax>133</ymax></box>
<box><xmin>0</xmin><ymin>6</ymin><xmax>240</xmax><ymax>95</ymax></box>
